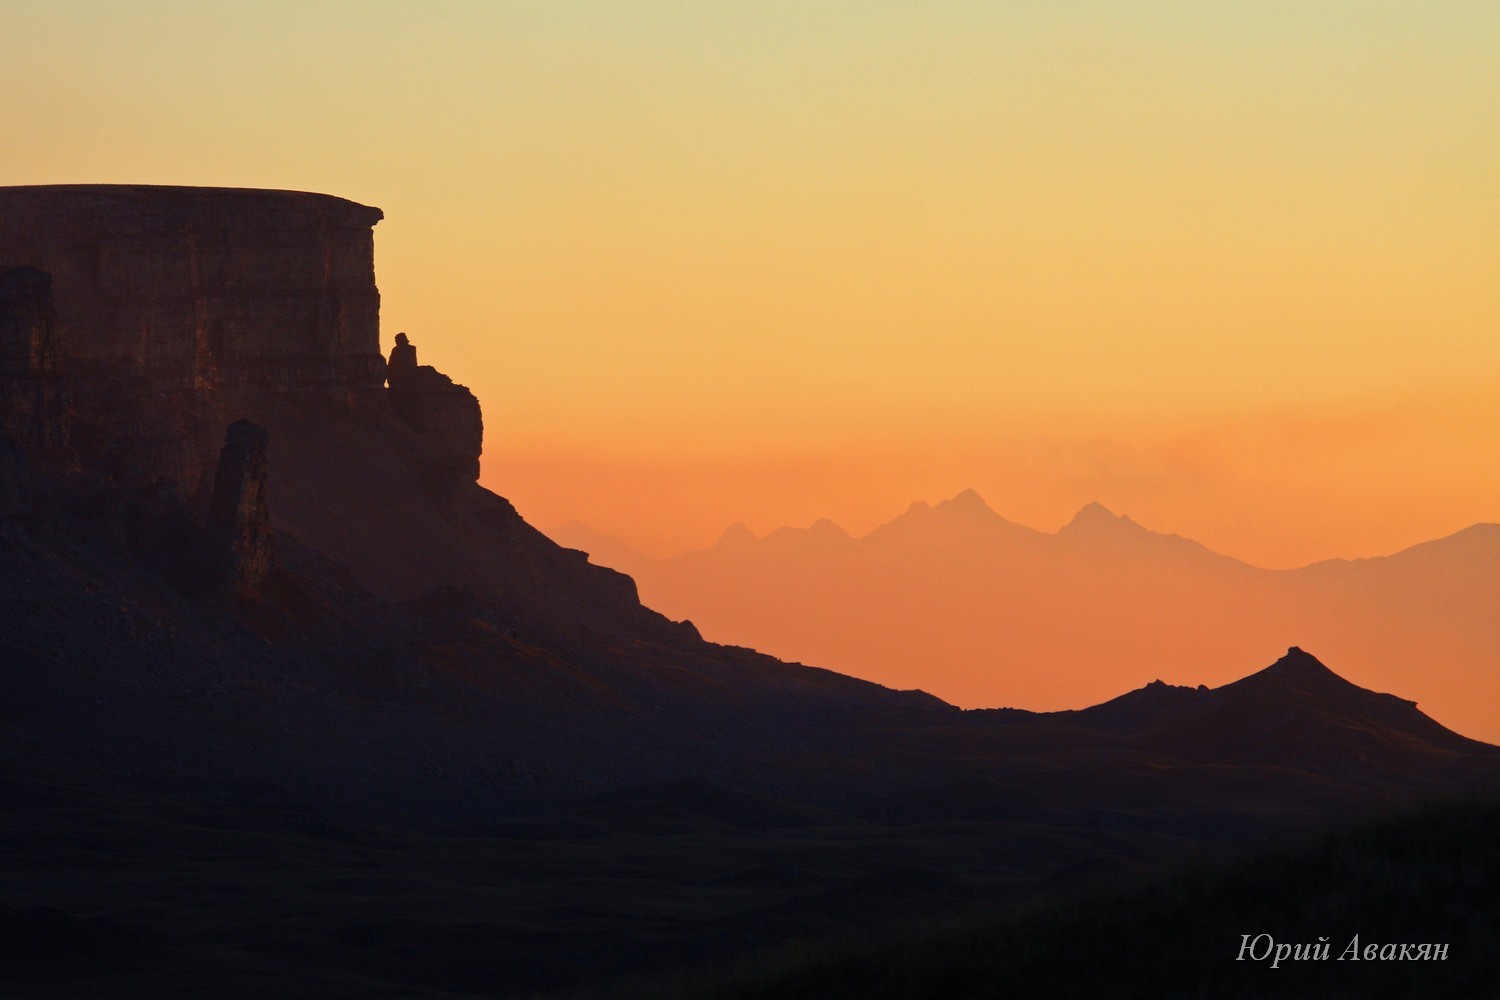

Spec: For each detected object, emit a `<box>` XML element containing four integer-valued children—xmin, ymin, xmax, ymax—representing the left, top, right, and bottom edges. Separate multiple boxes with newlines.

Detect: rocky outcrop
<box><xmin>0</xmin><ymin>266</ymin><xmax>67</xmax><ymax>452</ymax></box>
<box><xmin>206</xmin><ymin>419</ymin><xmax>274</xmax><ymax>594</ymax></box>
<box><xmin>386</xmin><ymin>332</ymin><xmax>483</xmax><ymax>484</ymax></box>
<box><xmin>0</xmin><ymin>186</ymin><xmax>384</xmax><ymax>398</ymax></box>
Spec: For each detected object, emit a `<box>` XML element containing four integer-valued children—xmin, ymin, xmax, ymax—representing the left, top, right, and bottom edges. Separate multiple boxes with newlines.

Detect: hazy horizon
<box><xmin>542</xmin><ymin>485</ymin><xmax>1500</xmax><ymax>568</ymax></box>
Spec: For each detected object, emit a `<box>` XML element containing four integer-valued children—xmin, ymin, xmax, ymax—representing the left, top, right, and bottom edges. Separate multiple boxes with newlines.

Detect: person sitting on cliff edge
<box><xmin>387</xmin><ymin>331</ymin><xmax>418</xmax><ymax>386</ymax></box>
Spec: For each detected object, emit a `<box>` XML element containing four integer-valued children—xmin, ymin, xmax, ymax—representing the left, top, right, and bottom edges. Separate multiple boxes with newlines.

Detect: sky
<box><xmin>6</xmin><ymin>1</ymin><xmax>1499</xmax><ymax>567</ymax></box>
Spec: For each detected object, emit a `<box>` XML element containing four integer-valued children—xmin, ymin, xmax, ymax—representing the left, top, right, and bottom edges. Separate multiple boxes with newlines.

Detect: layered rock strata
<box><xmin>0</xmin><ymin>185</ymin><xmax>387</xmax><ymax>497</ymax></box>
<box><xmin>0</xmin><ymin>185</ymin><xmax>385</xmax><ymax>398</ymax></box>
<box><xmin>0</xmin><ymin>266</ymin><xmax>67</xmax><ymax>452</ymax></box>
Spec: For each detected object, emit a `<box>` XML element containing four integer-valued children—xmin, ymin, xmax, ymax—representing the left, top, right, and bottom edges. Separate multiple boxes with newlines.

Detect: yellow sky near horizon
<box><xmin>5</xmin><ymin>1</ymin><xmax>1498</xmax><ymax>567</ymax></box>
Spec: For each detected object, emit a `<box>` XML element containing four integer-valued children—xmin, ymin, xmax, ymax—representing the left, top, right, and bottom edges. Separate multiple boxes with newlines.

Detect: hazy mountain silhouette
<box><xmin>554</xmin><ymin>491</ymin><xmax>1500</xmax><ymax>742</ymax></box>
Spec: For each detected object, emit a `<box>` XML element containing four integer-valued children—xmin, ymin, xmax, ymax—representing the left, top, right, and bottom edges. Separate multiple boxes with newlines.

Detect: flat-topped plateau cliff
<box><xmin>0</xmin><ymin>186</ymin><xmax>680</xmax><ymax>622</ymax></box>
<box><xmin>0</xmin><ymin>185</ymin><xmax>384</xmax><ymax>397</ymax></box>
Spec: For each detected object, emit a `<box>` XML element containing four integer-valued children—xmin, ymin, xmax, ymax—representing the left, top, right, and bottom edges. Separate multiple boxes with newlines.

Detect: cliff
<box><xmin>0</xmin><ymin>186</ymin><xmax>386</xmax><ymax>494</ymax></box>
<box><xmin>0</xmin><ymin>266</ymin><xmax>66</xmax><ymax>453</ymax></box>
<box><xmin>0</xmin><ymin>185</ymin><xmax>384</xmax><ymax>397</ymax></box>
<box><xmin>0</xmin><ymin>184</ymin><xmax>680</xmax><ymax>636</ymax></box>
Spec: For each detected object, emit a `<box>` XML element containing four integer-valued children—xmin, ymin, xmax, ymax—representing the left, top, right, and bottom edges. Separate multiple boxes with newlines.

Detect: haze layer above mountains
<box><xmin>553</xmin><ymin>489</ymin><xmax>1500</xmax><ymax>743</ymax></box>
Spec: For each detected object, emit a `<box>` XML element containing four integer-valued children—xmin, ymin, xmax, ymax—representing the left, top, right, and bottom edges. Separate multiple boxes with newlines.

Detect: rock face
<box><xmin>0</xmin><ymin>266</ymin><xmax>66</xmax><ymax>452</ymax></box>
<box><xmin>0</xmin><ymin>185</ymin><xmax>385</xmax><ymax>496</ymax></box>
<box><xmin>0</xmin><ymin>185</ymin><xmax>384</xmax><ymax>398</ymax></box>
<box><xmin>206</xmin><ymin>419</ymin><xmax>274</xmax><ymax>594</ymax></box>
<box><xmin>386</xmin><ymin>331</ymin><xmax>483</xmax><ymax>484</ymax></box>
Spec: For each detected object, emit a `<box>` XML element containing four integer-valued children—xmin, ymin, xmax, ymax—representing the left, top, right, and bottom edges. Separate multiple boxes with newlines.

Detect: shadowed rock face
<box><xmin>0</xmin><ymin>185</ymin><xmax>384</xmax><ymax>397</ymax></box>
<box><xmin>0</xmin><ymin>266</ymin><xmax>57</xmax><ymax>374</ymax></box>
<box><xmin>0</xmin><ymin>185</ymin><xmax>385</xmax><ymax>498</ymax></box>
<box><xmin>207</xmin><ymin>419</ymin><xmax>275</xmax><ymax>594</ymax></box>
<box><xmin>0</xmin><ymin>266</ymin><xmax>66</xmax><ymax>451</ymax></box>
<box><xmin>0</xmin><ymin>436</ymin><xmax>27</xmax><ymax>517</ymax></box>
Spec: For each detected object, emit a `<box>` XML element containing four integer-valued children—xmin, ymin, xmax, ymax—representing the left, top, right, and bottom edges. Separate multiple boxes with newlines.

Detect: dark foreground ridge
<box><xmin>1</xmin><ymin>186</ymin><xmax>1496</xmax><ymax>996</ymax></box>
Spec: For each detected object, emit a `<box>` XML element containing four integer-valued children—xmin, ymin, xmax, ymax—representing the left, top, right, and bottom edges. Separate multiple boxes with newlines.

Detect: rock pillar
<box><xmin>207</xmin><ymin>419</ymin><xmax>275</xmax><ymax>593</ymax></box>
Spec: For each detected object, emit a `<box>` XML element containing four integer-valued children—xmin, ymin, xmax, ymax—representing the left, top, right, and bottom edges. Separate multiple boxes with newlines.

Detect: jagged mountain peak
<box><xmin>937</xmin><ymin>488</ymin><xmax>994</xmax><ymax>515</ymax></box>
<box><xmin>911</xmin><ymin>488</ymin><xmax>1001</xmax><ymax>520</ymax></box>
<box><xmin>864</xmin><ymin>489</ymin><xmax>1039</xmax><ymax>548</ymax></box>
<box><xmin>1269</xmin><ymin>645</ymin><xmax>1333</xmax><ymax>675</ymax></box>
<box><xmin>1226</xmin><ymin>645</ymin><xmax>1370</xmax><ymax>700</ymax></box>
<box><xmin>713</xmin><ymin>522</ymin><xmax>759</xmax><ymax>549</ymax></box>
<box><xmin>763</xmin><ymin>518</ymin><xmax>854</xmax><ymax>547</ymax></box>
<box><xmin>1062</xmin><ymin>501</ymin><xmax>1142</xmax><ymax>534</ymax></box>
<box><xmin>810</xmin><ymin>517</ymin><xmax>849</xmax><ymax>537</ymax></box>
<box><xmin>1053</xmin><ymin>502</ymin><xmax>1246</xmax><ymax>569</ymax></box>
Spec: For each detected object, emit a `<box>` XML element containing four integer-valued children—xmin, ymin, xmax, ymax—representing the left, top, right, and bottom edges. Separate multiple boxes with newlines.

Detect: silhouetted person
<box><xmin>387</xmin><ymin>331</ymin><xmax>418</xmax><ymax>386</ymax></box>
<box><xmin>384</xmin><ymin>331</ymin><xmax>483</xmax><ymax>484</ymax></box>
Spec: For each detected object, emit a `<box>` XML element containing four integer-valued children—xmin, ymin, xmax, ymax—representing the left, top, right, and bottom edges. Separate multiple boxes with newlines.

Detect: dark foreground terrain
<box><xmin>3</xmin><ymin>643</ymin><xmax>1497</xmax><ymax>998</ymax></box>
<box><xmin>594</xmin><ymin>795</ymin><xmax>1500</xmax><ymax>1000</ymax></box>
<box><xmin>2</xmin><ymin>186</ymin><xmax>1497</xmax><ymax>996</ymax></box>
<box><xmin>2</xmin><ymin>759</ymin><xmax>1496</xmax><ymax>998</ymax></box>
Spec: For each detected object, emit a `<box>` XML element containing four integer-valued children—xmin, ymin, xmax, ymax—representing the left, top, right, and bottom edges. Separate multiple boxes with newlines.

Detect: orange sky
<box><xmin>5</xmin><ymin>2</ymin><xmax>1499</xmax><ymax>567</ymax></box>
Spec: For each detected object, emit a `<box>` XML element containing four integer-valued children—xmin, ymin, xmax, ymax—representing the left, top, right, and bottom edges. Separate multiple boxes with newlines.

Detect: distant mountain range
<box><xmin>552</xmin><ymin>490</ymin><xmax>1500</xmax><ymax>742</ymax></box>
